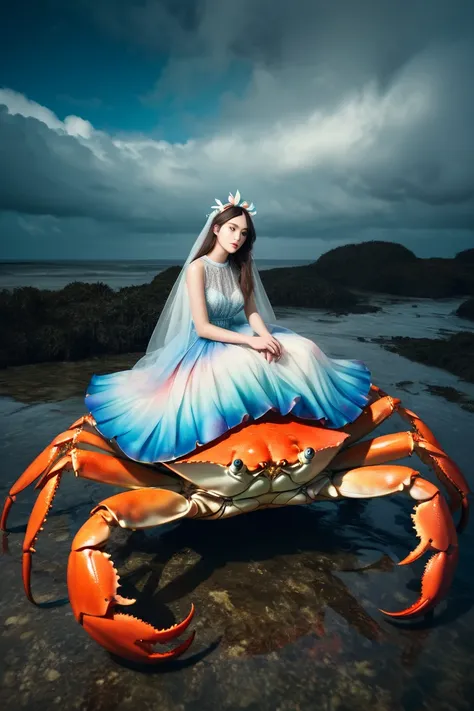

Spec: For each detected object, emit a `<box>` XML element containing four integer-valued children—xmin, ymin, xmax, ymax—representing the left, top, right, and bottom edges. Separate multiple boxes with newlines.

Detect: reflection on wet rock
<box><xmin>1</xmin><ymin>298</ymin><xmax>474</xmax><ymax>710</ymax></box>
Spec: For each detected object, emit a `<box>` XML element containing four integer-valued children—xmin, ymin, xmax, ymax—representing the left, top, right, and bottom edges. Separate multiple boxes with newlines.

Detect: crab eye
<box><xmin>298</xmin><ymin>447</ymin><xmax>315</xmax><ymax>465</ymax></box>
<box><xmin>229</xmin><ymin>458</ymin><xmax>245</xmax><ymax>475</ymax></box>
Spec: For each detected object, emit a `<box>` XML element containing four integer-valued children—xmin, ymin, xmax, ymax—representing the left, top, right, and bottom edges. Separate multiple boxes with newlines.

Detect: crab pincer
<box><xmin>67</xmin><ymin>489</ymin><xmax>197</xmax><ymax>664</ymax></box>
<box><xmin>380</xmin><ymin>477</ymin><xmax>459</xmax><ymax>618</ymax></box>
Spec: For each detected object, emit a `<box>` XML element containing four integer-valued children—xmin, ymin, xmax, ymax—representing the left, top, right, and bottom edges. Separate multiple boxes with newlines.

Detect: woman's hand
<box><xmin>249</xmin><ymin>335</ymin><xmax>282</xmax><ymax>358</ymax></box>
<box><xmin>261</xmin><ymin>348</ymin><xmax>280</xmax><ymax>363</ymax></box>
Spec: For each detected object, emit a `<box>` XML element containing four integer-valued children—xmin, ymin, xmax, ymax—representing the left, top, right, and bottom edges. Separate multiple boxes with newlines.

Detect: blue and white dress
<box><xmin>85</xmin><ymin>254</ymin><xmax>372</xmax><ymax>463</ymax></box>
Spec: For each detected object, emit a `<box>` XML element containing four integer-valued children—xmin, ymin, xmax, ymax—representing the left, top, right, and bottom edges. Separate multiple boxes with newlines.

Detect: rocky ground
<box><xmin>372</xmin><ymin>331</ymin><xmax>474</xmax><ymax>386</ymax></box>
<box><xmin>1</xmin><ymin>295</ymin><xmax>474</xmax><ymax>710</ymax></box>
<box><xmin>1</xmin><ymin>390</ymin><xmax>473</xmax><ymax>711</ymax></box>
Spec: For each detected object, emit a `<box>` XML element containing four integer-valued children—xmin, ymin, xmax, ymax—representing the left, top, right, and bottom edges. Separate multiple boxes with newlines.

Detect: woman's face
<box><xmin>214</xmin><ymin>213</ymin><xmax>248</xmax><ymax>254</ymax></box>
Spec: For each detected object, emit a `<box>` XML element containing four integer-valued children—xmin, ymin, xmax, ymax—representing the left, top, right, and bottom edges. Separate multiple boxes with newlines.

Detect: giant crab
<box><xmin>1</xmin><ymin>384</ymin><xmax>470</xmax><ymax>664</ymax></box>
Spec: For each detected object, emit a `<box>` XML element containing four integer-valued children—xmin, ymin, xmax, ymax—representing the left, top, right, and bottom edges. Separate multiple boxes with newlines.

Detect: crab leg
<box><xmin>330</xmin><ymin>431</ymin><xmax>469</xmax><ymax>530</ymax></box>
<box><xmin>17</xmin><ymin>447</ymin><xmax>179</xmax><ymax>602</ymax></box>
<box><xmin>68</xmin><ymin>489</ymin><xmax>198</xmax><ymax>664</ymax></box>
<box><xmin>1</xmin><ymin>417</ymin><xmax>177</xmax><ymax>532</ymax></box>
<box><xmin>22</xmin><ymin>471</ymin><xmax>63</xmax><ymax>601</ymax></box>
<box><xmin>370</xmin><ymin>384</ymin><xmax>443</xmax><ymax>448</ymax></box>
<box><xmin>317</xmin><ymin>464</ymin><xmax>458</xmax><ymax>618</ymax></box>
<box><xmin>367</xmin><ymin>384</ymin><xmax>469</xmax><ymax>528</ymax></box>
<box><xmin>1</xmin><ymin>415</ymin><xmax>99</xmax><ymax>530</ymax></box>
<box><xmin>346</xmin><ymin>384</ymin><xmax>448</xmax><ymax>451</ymax></box>
<box><xmin>340</xmin><ymin>394</ymin><xmax>401</xmax><ymax>445</ymax></box>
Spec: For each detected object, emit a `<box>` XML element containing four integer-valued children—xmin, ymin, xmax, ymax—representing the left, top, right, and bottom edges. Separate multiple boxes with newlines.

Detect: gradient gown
<box><xmin>85</xmin><ymin>254</ymin><xmax>372</xmax><ymax>463</ymax></box>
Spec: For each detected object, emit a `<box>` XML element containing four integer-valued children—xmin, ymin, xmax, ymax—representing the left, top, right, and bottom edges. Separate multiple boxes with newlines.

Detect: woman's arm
<box><xmin>244</xmin><ymin>290</ymin><xmax>271</xmax><ymax>336</ymax></box>
<box><xmin>244</xmin><ymin>285</ymin><xmax>283</xmax><ymax>362</ymax></box>
<box><xmin>186</xmin><ymin>261</ymin><xmax>252</xmax><ymax>345</ymax></box>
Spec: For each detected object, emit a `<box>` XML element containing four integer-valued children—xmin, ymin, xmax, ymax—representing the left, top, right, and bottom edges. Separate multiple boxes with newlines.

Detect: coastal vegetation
<box><xmin>1</xmin><ymin>241</ymin><xmax>473</xmax><ymax>382</ymax></box>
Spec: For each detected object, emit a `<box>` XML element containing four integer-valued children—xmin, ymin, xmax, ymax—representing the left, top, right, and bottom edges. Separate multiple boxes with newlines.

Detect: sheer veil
<box><xmin>132</xmin><ymin>207</ymin><xmax>277</xmax><ymax>371</ymax></box>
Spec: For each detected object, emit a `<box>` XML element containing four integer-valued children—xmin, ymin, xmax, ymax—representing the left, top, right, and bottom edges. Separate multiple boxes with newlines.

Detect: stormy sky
<box><xmin>1</xmin><ymin>0</ymin><xmax>473</xmax><ymax>260</ymax></box>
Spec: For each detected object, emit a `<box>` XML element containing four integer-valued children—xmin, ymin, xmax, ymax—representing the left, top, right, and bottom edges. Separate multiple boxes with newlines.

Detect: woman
<box><xmin>85</xmin><ymin>191</ymin><xmax>372</xmax><ymax>463</ymax></box>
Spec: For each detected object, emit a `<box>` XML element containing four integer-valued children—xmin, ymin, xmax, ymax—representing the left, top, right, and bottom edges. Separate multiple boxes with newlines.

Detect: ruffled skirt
<box><xmin>85</xmin><ymin>321</ymin><xmax>372</xmax><ymax>463</ymax></box>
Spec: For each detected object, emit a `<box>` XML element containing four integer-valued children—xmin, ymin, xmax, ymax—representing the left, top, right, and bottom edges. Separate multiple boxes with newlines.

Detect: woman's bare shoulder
<box><xmin>186</xmin><ymin>258</ymin><xmax>205</xmax><ymax>274</ymax></box>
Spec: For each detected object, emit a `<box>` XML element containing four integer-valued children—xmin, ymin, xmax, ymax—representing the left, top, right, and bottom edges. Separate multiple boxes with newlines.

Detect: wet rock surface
<box><xmin>373</xmin><ymin>331</ymin><xmax>474</xmax><ymax>385</ymax></box>
<box><xmin>456</xmin><ymin>297</ymin><xmax>474</xmax><ymax>323</ymax></box>
<box><xmin>1</xmin><ymin>300</ymin><xmax>474</xmax><ymax>710</ymax></box>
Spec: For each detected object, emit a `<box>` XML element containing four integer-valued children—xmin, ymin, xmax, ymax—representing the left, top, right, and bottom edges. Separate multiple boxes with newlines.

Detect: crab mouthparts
<box><xmin>259</xmin><ymin>463</ymin><xmax>283</xmax><ymax>478</ymax></box>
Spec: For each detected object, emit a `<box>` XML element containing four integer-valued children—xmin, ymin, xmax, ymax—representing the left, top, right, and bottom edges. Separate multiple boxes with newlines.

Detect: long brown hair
<box><xmin>191</xmin><ymin>206</ymin><xmax>256</xmax><ymax>301</ymax></box>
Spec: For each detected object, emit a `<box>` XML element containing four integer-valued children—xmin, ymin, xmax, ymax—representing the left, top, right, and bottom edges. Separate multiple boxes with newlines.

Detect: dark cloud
<box><xmin>1</xmin><ymin>1</ymin><xmax>473</xmax><ymax>257</ymax></box>
<box><xmin>0</xmin><ymin>107</ymin><xmax>108</xmax><ymax>220</ymax></box>
<box><xmin>77</xmin><ymin>1</ymin><xmax>474</xmax><ymax>80</ymax></box>
<box><xmin>0</xmin><ymin>103</ymin><xmax>183</xmax><ymax>230</ymax></box>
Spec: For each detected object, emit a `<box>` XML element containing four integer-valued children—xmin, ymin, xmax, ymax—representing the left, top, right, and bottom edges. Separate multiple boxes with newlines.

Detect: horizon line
<box><xmin>0</xmin><ymin>257</ymin><xmax>316</xmax><ymax>263</ymax></box>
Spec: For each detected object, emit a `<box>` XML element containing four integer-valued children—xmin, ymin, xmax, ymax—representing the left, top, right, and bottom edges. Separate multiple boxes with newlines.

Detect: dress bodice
<box><xmin>199</xmin><ymin>254</ymin><xmax>245</xmax><ymax>326</ymax></box>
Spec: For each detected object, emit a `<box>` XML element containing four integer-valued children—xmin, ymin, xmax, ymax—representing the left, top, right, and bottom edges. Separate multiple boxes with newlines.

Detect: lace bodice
<box><xmin>198</xmin><ymin>254</ymin><xmax>245</xmax><ymax>326</ymax></box>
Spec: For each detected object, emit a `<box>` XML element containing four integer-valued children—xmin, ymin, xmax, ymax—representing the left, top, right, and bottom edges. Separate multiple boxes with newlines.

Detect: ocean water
<box><xmin>0</xmin><ymin>295</ymin><xmax>473</xmax><ymax>710</ymax></box>
<box><xmin>0</xmin><ymin>258</ymin><xmax>313</xmax><ymax>292</ymax></box>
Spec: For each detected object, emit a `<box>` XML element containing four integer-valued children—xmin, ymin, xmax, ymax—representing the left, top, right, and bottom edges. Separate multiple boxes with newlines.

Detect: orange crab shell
<box><xmin>174</xmin><ymin>416</ymin><xmax>351</xmax><ymax>471</ymax></box>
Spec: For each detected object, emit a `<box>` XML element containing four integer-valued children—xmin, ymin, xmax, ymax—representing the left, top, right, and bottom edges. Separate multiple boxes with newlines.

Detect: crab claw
<box><xmin>68</xmin><ymin>531</ymin><xmax>195</xmax><ymax>664</ymax></box>
<box><xmin>381</xmin><ymin>480</ymin><xmax>458</xmax><ymax>619</ymax></box>
<box><xmin>82</xmin><ymin>608</ymin><xmax>195</xmax><ymax>664</ymax></box>
<box><xmin>381</xmin><ymin>549</ymin><xmax>459</xmax><ymax>619</ymax></box>
<box><xmin>68</xmin><ymin>490</ymin><xmax>197</xmax><ymax>664</ymax></box>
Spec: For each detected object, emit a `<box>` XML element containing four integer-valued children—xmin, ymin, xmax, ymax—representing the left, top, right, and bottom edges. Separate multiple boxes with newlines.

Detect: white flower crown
<box><xmin>211</xmin><ymin>190</ymin><xmax>256</xmax><ymax>216</ymax></box>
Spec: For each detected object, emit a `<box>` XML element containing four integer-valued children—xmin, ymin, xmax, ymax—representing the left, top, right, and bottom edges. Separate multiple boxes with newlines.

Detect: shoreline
<box><xmin>373</xmin><ymin>331</ymin><xmax>474</xmax><ymax>385</ymax></box>
<box><xmin>1</xmin><ymin>294</ymin><xmax>473</xmax><ymax>410</ymax></box>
